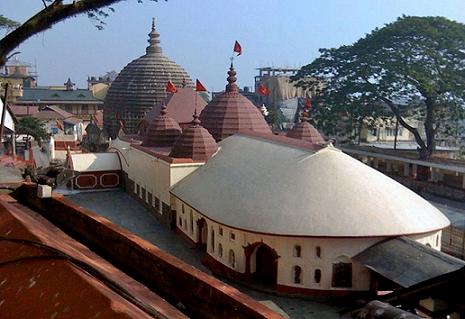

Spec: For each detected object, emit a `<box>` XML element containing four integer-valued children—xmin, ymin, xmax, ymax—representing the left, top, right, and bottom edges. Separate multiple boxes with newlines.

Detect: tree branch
<box><xmin>0</xmin><ymin>0</ymin><xmax>124</xmax><ymax>66</ymax></box>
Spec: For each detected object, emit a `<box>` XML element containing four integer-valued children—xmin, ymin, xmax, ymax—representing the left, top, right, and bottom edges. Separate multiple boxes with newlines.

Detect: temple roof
<box><xmin>287</xmin><ymin>112</ymin><xmax>325</xmax><ymax>144</ymax></box>
<box><xmin>142</xmin><ymin>105</ymin><xmax>182</xmax><ymax>147</ymax></box>
<box><xmin>199</xmin><ymin>64</ymin><xmax>271</xmax><ymax>141</ymax></box>
<box><xmin>143</xmin><ymin>87</ymin><xmax>208</xmax><ymax>125</ymax></box>
<box><xmin>170</xmin><ymin>111</ymin><xmax>218</xmax><ymax>162</ymax></box>
<box><xmin>103</xmin><ymin>19</ymin><xmax>193</xmax><ymax>137</ymax></box>
<box><xmin>171</xmin><ymin>133</ymin><xmax>449</xmax><ymax>237</ymax></box>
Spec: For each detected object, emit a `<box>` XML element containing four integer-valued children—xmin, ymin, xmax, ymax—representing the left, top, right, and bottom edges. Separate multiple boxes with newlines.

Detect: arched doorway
<box><xmin>253</xmin><ymin>244</ymin><xmax>278</xmax><ymax>287</ymax></box>
<box><xmin>196</xmin><ymin>218</ymin><xmax>207</xmax><ymax>251</ymax></box>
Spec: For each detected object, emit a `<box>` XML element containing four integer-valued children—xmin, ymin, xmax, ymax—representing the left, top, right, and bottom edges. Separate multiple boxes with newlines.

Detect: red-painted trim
<box><xmin>275</xmin><ymin>284</ymin><xmax>355</xmax><ymax>297</ymax></box>
<box><xmin>75</xmin><ymin>174</ymin><xmax>98</xmax><ymax>189</ymax></box>
<box><xmin>170</xmin><ymin>193</ymin><xmax>444</xmax><ymax>239</ymax></box>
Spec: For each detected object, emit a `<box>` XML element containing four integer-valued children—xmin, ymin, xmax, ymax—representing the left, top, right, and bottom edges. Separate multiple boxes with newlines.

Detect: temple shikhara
<box><xmin>2</xmin><ymin>17</ymin><xmax>465</xmax><ymax>319</ymax></box>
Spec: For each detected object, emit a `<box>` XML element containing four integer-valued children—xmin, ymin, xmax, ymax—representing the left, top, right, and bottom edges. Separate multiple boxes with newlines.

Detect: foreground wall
<box><xmin>13</xmin><ymin>184</ymin><xmax>284</xmax><ymax>319</ymax></box>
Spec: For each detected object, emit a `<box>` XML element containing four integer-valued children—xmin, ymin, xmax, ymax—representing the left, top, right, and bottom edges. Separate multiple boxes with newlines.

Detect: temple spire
<box><xmin>192</xmin><ymin>109</ymin><xmax>201</xmax><ymax>127</ymax></box>
<box><xmin>146</xmin><ymin>18</ymin><xmax>162</xmax><ymax>54</ymax></box>
<box><xmin>225</xmin><ymin>62</ymin><xmax>239</xmax><ymax>93</ymax></box>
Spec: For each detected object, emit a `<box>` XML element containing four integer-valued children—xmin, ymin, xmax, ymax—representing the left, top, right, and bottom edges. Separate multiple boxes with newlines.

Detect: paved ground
<box><xmin>66</xmin><ymin>190</ymin><xmax>346</xmax><ymax>319</ymax></box>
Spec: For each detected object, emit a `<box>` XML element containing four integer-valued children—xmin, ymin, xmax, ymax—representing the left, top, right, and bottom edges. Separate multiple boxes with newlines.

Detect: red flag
<box><xmin>304</xmin><ymin>98</ymin><xmax>312</xmax><ymax>109</ymax></box>
<box><xmin>233</xmin><ymin>40</ymin><xmax>242</xmax><ymax>56</ymax></box>
<box><xmin>56</xmin><ymin>119</ymin><xmax>64</xmax><ymax>131</ymax></box>
<box><xmin>258</xmin><ymin>84</ymin><xmax>270</xmax><ymax>96</ymax></box>
<box><xmin>165</xmin><ymin>80</ymin><xmax>177</xmax><ymax>93</ymax></box>
<box><xmin>195</xmin><ymin>79</ymin><xmax>207</xmax><ymax>92</ymax></box>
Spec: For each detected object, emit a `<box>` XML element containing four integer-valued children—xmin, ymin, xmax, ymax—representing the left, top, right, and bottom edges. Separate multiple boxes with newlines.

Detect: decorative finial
<box><xmin>300</xmin><ymin>110</ymin><xmax>309</xmax><ymax>122</ymax></box>
<box><xmin>226</xmin><ymin>63</ymin><xmax>238</xmax><ymax>93</ymax></box>
<box><xmin>146</xmin><ymin>18</ymin><xmax>162</xmax><ymax>54</ymax></box>
<box><xmin>160</xmin><ymin>104</ymin><xmax>167</xmax><ymax>116</ymax></box>
<box><xmin>192</xmin><ymin>109</ymin><xmax>201</xmax><ymax>127</ymax></box>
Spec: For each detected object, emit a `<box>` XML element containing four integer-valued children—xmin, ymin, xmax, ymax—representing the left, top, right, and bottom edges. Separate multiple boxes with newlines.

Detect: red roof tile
<box><xmin>199</xmin><ymin>64</ymin><xmax>271</xmax><ymax>141</ymax></box>
<box><xmin>170</xmin><ymin>112</ymin><xmax>218</xmax><ymax>161</ymax></box>
<box><xmin>142</xmin><ymin>105</ymin><xmax>182</xmax><ymax>147</ymax></box>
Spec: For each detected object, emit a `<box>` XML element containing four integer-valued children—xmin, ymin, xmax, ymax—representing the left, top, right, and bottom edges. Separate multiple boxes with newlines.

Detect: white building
<box><xmin>170</xmin><ymin>132</ymin><xmax>450</xmax><ymax>295</ymax></box>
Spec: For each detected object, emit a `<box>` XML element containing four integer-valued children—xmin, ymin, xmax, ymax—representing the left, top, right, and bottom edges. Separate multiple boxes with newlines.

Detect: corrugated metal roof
<box><xmin>354</xmin><ymin>237</ymin><xmax>465</xmax><ymax>288</ymax></box>
<box><xmin>16</xmin><ymin>88</ymin><xmax>102</xmax><ymax>103</ymax></box>
<box><xmin>171</xmin><ymin>133</ymin><xmax>449</xmax><ymax>237</ymax></box>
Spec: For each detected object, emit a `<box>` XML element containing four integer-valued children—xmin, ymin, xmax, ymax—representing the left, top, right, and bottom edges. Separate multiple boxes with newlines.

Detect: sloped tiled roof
<box><xmin>16</xmin><ymin>88</ymin><xmax>102</xmax><ymax>103</ymax></box>
<box><xmin>199</xmin><ymin>64</ymin><xmax>271</xmax><ymax>141</ymax></box>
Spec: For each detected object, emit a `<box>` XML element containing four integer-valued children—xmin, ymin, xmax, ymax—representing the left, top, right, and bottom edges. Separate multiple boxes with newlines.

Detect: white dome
<box><xmin>171</xmin><ymin>133</ymin><xmax>449</xmax><ymax>237</ymax></box>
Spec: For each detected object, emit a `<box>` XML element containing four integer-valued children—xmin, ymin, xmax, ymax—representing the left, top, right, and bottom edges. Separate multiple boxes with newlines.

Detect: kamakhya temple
<box><xmin>69</xmin><ymin>20</ymin><xmax>457</xmax><ymax>297</ymax></box>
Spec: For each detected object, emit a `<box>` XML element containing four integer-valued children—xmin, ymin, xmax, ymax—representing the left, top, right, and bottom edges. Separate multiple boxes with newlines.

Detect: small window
<box><xmin>426</xmin><ymin>243</ymin><xmax>432</xmax><ymax>248</ymax></box>
<box><xmin>190</xmin><ymin>211</ymin><xmax>194</xmax><ymax>234</ymax></box>
<box><xmin>211</xmin><ymin>229</ymin><xmax>215</xmax><ymax>252</ymax></box>
<box><xmin>179</xmin><ymin>217</ymin><xmax>182</xmax><ymax>227</ymax></box>
<box><xmin>316</xmin><ymin>246</ymin><xmax>321</xmax><ymax>258</ymax></box>
<box><xmin>136</xmin><ymin>184</ymin><xmax>140</xmax><ymax>195</ymax></box>
<box><xmin>293</xmin><ymin>245</ymin><xmax>302</xmax><ymax>257</ymax></box>
<box><xmin>293</xmin><ymin>266</ymin><xmax>302</xmax><ymax>284</ymax></box>
<box><xmin>229</xmin><ymin>250</ymin><xmax>236</xmax><ymax>268</ymax></box>
<box><xmin>230</xmin><ymin>232</ymin><xmax>235</xmax><ymax>240</ymax></box>
<box><xmin>219</xmin><ymin>227</ymin><xmax>223</xmax><ymax>236</ymax></box>
<box><xmin>182</xmin><ymin>204</ymin><xmax>185</xmax><ymax>214</ymax></box>
<box><xmin>218</xmin><ymin>244</ymin><xmax>223</xmax><ymax>258</ymax></box>
<box><xmin>436</xmin><ymin>235</ymin><xmax>439</xmax><ymax>247</ymax></box>
<box><xmin>314</xmin><ymin>269</ymin><xmax>322</xmax><ymax>283</ymax></box>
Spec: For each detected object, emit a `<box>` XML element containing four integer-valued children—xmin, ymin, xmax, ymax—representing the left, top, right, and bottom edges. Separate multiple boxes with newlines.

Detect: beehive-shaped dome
<box><xmin>287</xmin><ymin>112</ymin><xmax>325</xmax><ymax>144</ymax></box>
<box><xmin>199</xmin><ymin>64</ymin><xmax>271</xmax><ymax>141</ymax></box>
<box><xmin>103</xmin><ymin>19</ymin><xmax>193</xmax><ymax>137</ymax></box>
<box><xmin>142</xmin><ymin>105</ymin><xmax>181</xmax><ymax>147</ymax></box>
<box><xmin>170</xmin><ymin>111</ymin><xmax>218</xmax><ymax>161</ymax></box>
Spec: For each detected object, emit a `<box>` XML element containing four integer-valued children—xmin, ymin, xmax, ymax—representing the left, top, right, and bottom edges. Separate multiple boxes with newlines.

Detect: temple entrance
<box><xmin>197</xmin><ymin>218</ymin><xmax>207</xmax><ymax>251</ymax></box>
<box><xmin>254</xmin><ymin>244</ymin><xmax>278</xmax><ymax>287</ymax></box>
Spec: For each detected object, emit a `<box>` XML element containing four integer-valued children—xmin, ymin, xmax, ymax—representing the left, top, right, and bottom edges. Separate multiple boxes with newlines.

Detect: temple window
<box><xmin>316</xmin><ymin>246</ymin><xmax>321</xmax><ymax>258</ymax></box>
<box><xmin>219</xmin><ymin>227</ymin><xmax>223</xmax><ymax>236</ymax></box>
<box><xmin>179</xmin><ymin>217</ymin><xmax>182</xmax><ymax>227</ymax></box>
<box><xmin>314</xmin><ymin>269</ymin><xmax>322</xmax><ymax>283</ymax></box>
<box><xmin>293</xmin><ymin>266</ymin><xmax>302</xmax><ymax>284</ymax></box>
<box><xmin>218</xmin><ymin>244</ymin><xmax>223</xmax><ymax>258</ymax></box>
<box><xmin>182</xmin><ymin>203</ymin><xmax>185</xmax><ymax>214</ymax></box>
<box><xmin>230</xmin><ymin>232</ymin><xmax>235</xmax><ymax>241</ymax></box>
<box><xmin>190</xmin><ymin>210</ymin><xmax>194</xmax><ymax>234</ymax></box>
<box><xmin>293</xmin><ymin>245</ymin><xmax>302</xmax><ymax>257</ymax></box>
<box><xmin>210</xmin><ymin>228</ymin><xmax>215</xmax><ymax>252</ymax></box>
<box><xmin>229</xmin><ymin>249</ymin><xmax>236</xmax><ymax>268</ymax></box>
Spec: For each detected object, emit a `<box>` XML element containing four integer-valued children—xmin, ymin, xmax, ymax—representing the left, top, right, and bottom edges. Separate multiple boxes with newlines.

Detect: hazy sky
<box><xmin>2</xmin><ymin>0</ymin><xmax>465</xmax><ymax>92</ymax></box>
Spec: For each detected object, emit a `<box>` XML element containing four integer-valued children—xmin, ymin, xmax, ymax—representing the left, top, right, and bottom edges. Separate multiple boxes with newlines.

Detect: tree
<box><xmin>16</xmin><ymin>117</ymin><xmax>49</xmax><ymax>146</ymax></box>
<box><xmin>0</xmin><ymin>0</ymin><xmax>159</xmax><ymax>67</ymax></box>
<box><xmin>0</xmin><ymin>15</ymin><xmax>20</xmax><ymax>30</ymax></box>
<box><xmin>293</xmin><ymin>16</ymin><xmax>465</xmax><ymax>160</ymax></box>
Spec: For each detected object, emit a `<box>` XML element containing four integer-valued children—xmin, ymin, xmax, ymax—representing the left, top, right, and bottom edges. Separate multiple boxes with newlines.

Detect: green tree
<box><xmin>293</xmin><ymin>16</ymin><xmax>465</xmax><ymax>160</ymax></box>
<box><xmin>0</xmin><ymin>0</ymin><xmax>159</xmax><ymax>67</ymax></box>
<box><xmin>16</xmin><ymin>117</ymin><xmax>49</xmax><ymax>146</ymax></box>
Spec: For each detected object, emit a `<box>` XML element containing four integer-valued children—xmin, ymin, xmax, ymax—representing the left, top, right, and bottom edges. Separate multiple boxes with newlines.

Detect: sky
<box><xmin>2</xmin><ymin>0</ymin><xmax>465</xmax><ymax>92</ymax></box>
